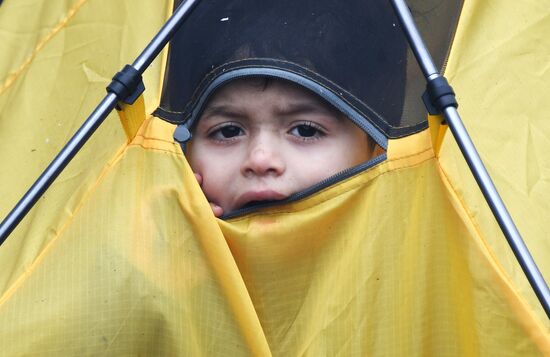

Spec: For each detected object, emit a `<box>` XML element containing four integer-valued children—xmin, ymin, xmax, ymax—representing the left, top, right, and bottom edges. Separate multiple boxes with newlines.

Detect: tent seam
<box><xmin>435</xmin><ymin>160</ymin><xmax>550</xmax><ymax>346</ymax></box>
<box><xmin>437</xmin><ymin>163</ymin><xmax>515</xmax><ymax>280</ymax></box>
<box><xmin>0</xmin><ymin>0</ymin><xmax>90</xmax><ymax>96</ymax></box>
<box><xmin>128</xmin><ymin>141</ymin><xmax>182</xmax><ymax>155</ymax></box>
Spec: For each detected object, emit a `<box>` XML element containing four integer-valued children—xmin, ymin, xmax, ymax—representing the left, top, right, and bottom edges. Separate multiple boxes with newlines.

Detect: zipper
<box><xmin>222</xmin><ymin>153</ymin><xmax>387</xmax><ymax>219</ymax></box>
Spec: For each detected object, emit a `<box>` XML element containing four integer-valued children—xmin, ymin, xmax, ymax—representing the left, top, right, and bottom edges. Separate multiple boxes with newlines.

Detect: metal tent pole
<box><xmin>389</xmin><ymin>0</ymin><xmax>550</xmax><ymax>319</ymax></box>
<box><xmin>0</xmin><ymin>0</ymin><xmax>200</xmax><ymax>244</ymax></box>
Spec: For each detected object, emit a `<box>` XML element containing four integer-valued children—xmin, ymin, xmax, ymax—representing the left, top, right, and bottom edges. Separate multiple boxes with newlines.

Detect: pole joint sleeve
<box><xmin>422</xmin><ymin>76</ymin><xmax>458</xmax><ymax>115</ymax></box>
<box><xmin>106</xmin><ymin>64</ymin><xmax>145</xmax><ymax>105</ymax></box>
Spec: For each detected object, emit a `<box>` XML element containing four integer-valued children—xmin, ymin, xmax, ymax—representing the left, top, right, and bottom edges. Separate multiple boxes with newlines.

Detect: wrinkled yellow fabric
<box><xmin>0</xmin><ymin>0</ymin><xmax>172</xmax><ymax>293</ymax></box>
<box><xmin>2</xmin><ymin>115</ymin><xmax>549</xmax><ymax>355</ymax></box>
<box><xmin>1</xmin><ymin>0</ymin><xmax>550</xmax><ymax>356</ymax></box>
<box><xmin>0</xmin><ymin>0</ymin><xmax>171</xmax><ymax>241</ymax></box>
<box><xmin>442</xmin><ymin>0</ymin><xmax>550</xmax><ymax>324</ymax></box>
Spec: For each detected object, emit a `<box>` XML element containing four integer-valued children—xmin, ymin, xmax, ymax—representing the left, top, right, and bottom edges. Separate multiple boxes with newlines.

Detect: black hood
<box><xmin>154</xmin><ymin>0</ymin><xmax>463</xmax><ymax>140</ymax></box>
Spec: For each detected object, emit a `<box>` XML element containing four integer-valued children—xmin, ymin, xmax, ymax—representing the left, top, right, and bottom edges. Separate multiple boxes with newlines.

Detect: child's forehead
<box><xmin>208</xmin><ymin>77</ymin><xmax>341</xmax><ymax>114</ymax></box>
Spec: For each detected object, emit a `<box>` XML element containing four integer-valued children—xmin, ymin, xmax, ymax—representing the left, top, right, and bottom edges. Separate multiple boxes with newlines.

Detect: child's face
<box><xmin>187</xmin><ymin>78</ymin><xmax>375</xmax><ymax>213</ymax></box>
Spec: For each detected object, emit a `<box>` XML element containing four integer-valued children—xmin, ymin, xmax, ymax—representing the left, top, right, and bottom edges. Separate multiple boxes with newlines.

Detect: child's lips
<box><xmin>234</xmin><ymin>190</ymin><xmax>287</xmax><ymax>209</ymax></box>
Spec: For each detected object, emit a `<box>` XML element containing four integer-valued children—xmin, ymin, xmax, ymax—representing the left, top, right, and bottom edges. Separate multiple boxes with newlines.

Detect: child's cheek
<box><xmin>200</xmin><ymin>174</ymin><xmax>224</xmax><ymax>206</ymax></box>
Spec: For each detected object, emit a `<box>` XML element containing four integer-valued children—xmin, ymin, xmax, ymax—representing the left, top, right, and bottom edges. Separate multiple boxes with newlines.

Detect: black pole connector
<box><xmin>422</xmin><ymin>76</ymin><xmax>458</xmax><ymax>115</ymax></box>
<box><xmin>107</xmin><ymin>64</ymin><xmax>145</xmax><ymax>106</ymax></box>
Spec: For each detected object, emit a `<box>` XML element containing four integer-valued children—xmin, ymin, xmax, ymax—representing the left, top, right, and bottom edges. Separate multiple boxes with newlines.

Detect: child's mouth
<box><xmin>235</xmin><ymin>190</ymin><xmax>287</xmax><ymax>210</ymax></box>
<box><xmin>242</xmin><ymin>200</ymin><xmax>262</xmax><ymax>209</ymax></box>
<box><xmin>241</xmin><ymin>200</ymin><xmax>281</xmax><ymax>209</ymax></box>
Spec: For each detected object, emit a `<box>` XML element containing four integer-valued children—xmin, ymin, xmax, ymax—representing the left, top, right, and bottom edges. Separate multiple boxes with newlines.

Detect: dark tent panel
<box><xmin>154</xmin><ymin>0</ymin><xmax>463</xmax><ymax>139</ymax></box>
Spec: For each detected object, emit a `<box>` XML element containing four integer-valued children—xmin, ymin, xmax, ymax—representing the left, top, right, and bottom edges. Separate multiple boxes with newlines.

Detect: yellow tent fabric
<box><xmin>0</xmin><ymin>0</ymin><xmax>549</xmax><ymax>355</ymax></box>
<box><xmin>441</xmin><ymin>0</ymin><xmax>550</xmax><ymax>324</ymax></box>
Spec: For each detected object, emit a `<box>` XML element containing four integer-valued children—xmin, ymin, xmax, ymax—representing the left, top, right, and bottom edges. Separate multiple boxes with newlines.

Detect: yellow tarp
<box><xmin>0</xmin><ymin>0</ymin><xmax>549</xmax><ymax>355</ymax></box>
<box><xmin>441</xmin><ymin>0</ymin><xmax>550</xmax><ymax>323</ymax></box>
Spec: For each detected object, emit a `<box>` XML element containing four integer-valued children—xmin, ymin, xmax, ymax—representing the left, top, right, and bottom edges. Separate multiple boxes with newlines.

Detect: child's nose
<box><xmin>241</xmin><ymin>141</ymin><xmax>285</xmax><ymax>177</ymax></box>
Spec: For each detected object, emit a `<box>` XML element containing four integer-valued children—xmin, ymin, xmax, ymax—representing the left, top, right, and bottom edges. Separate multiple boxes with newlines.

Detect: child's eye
<box><xmin>209</xmin><ymin>124</ymin><xmax>244</xmax><ymax>140</ymax></box>
<box><xmin>289</xmin><ymin>122</ymin><xmax>326</xmax><ymax>139</ymax></box>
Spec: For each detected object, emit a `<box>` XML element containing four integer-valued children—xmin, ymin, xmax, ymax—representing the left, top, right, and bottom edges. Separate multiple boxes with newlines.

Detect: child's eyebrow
<box><xmin>275</xmin><ymin>101</ymin><xmax>340</xmax><ymax>119</ymax></box>
<box><xmin>201</xmin><ymin>105</ymin><xmax>246</xmax><ymax>120</ymax></box>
